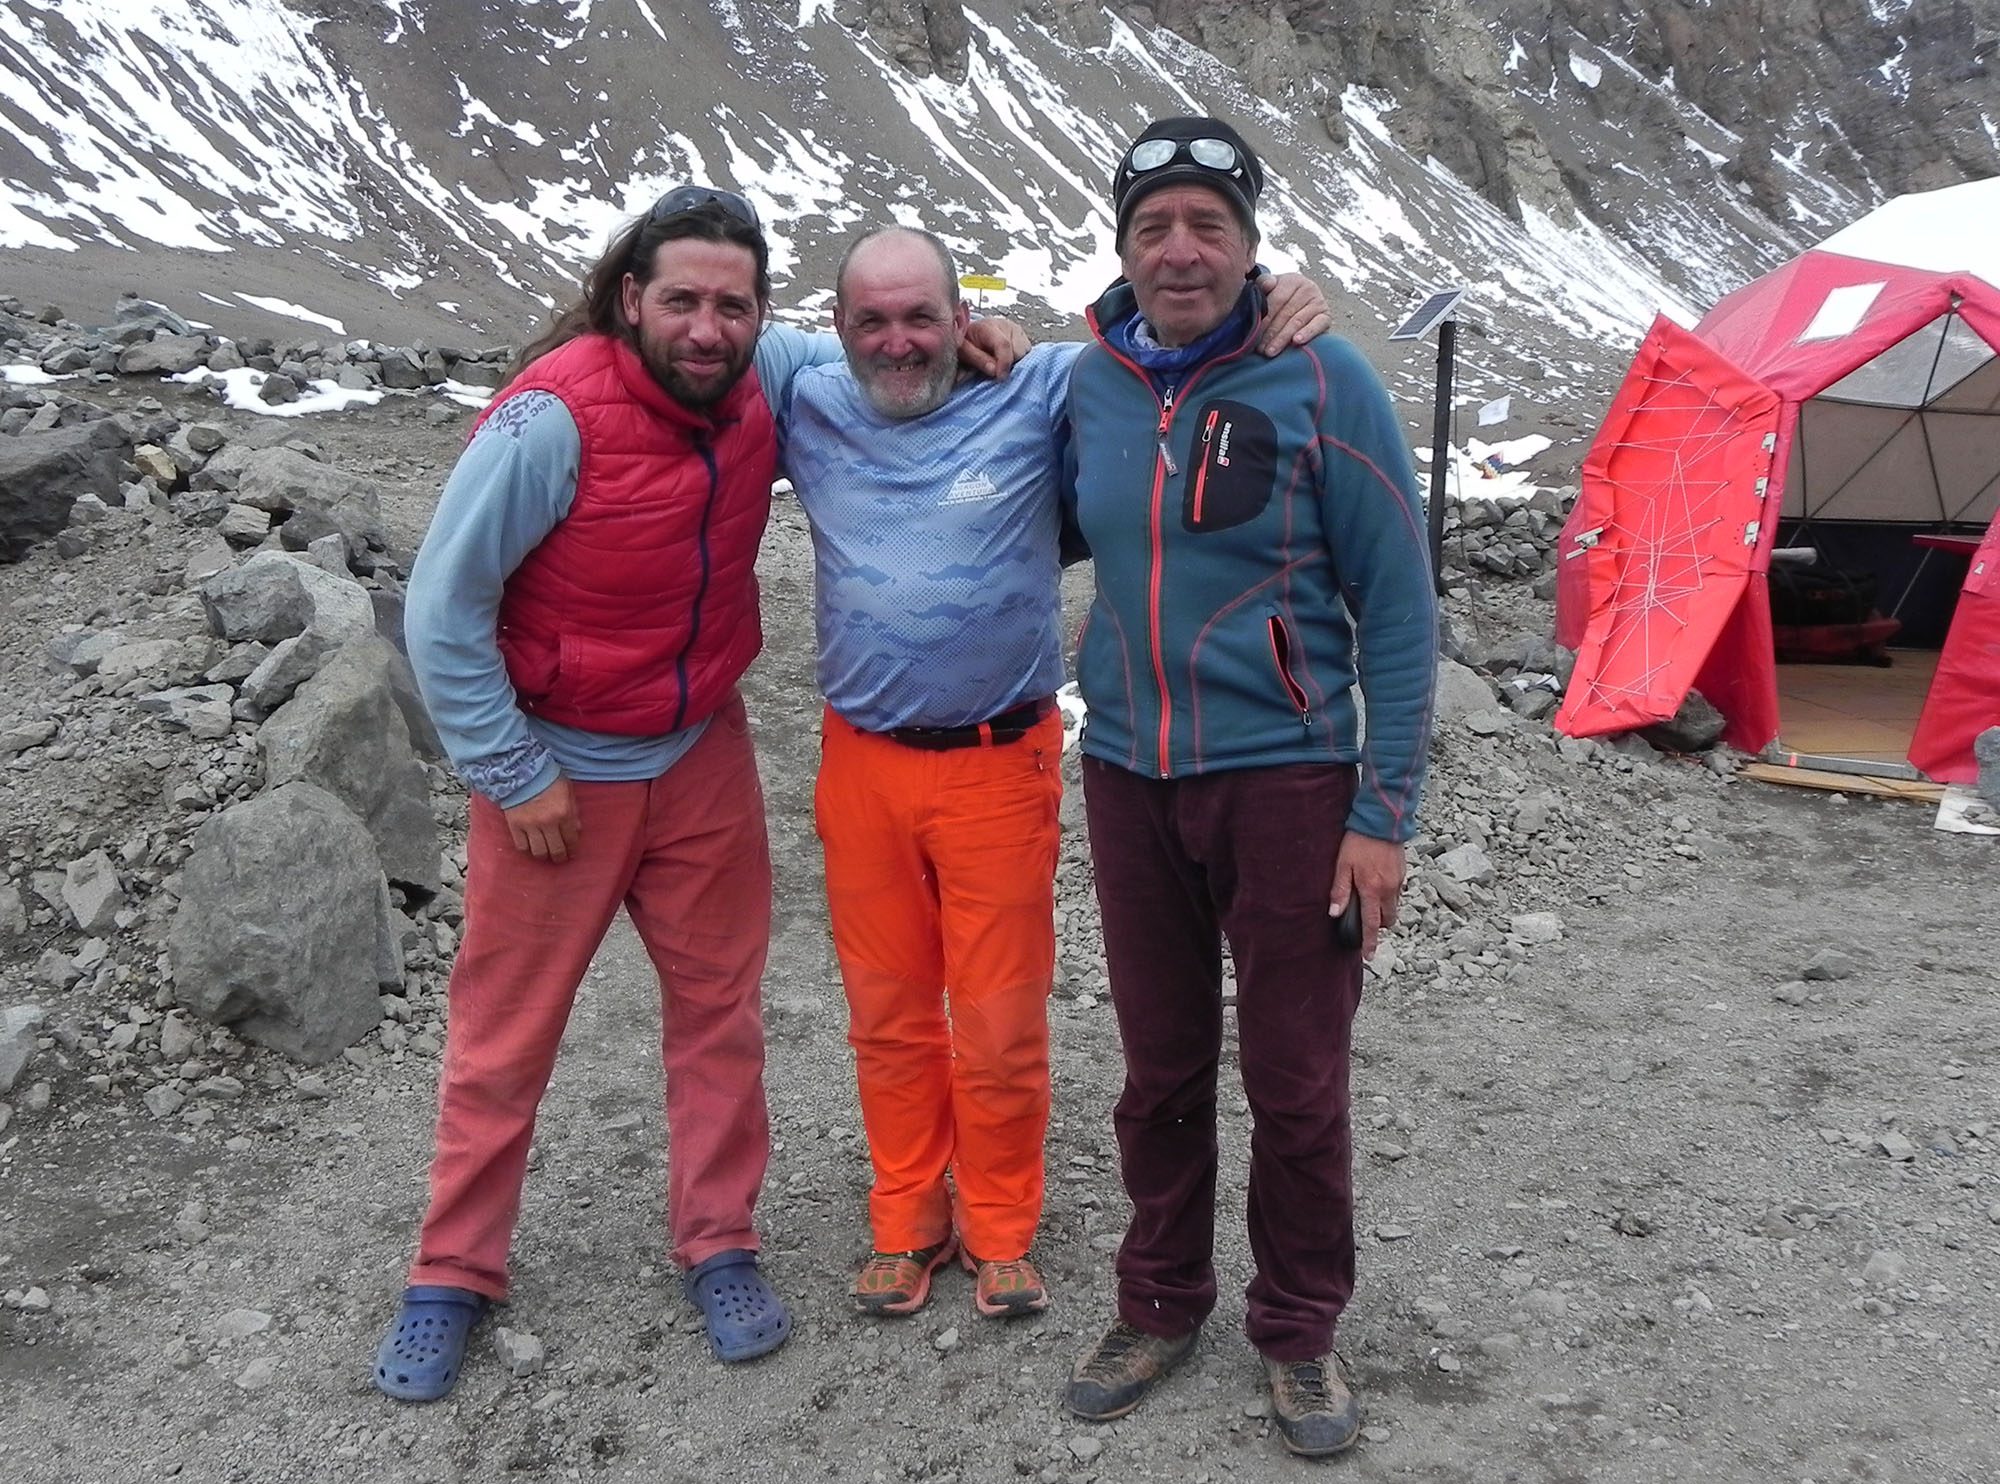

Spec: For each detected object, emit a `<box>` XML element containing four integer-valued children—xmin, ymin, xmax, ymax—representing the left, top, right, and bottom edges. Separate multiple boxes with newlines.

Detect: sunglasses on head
<box><xmin>1123</xmin><ymin>136</ymin><xmax>1242</xmax><ymax>178</ymax></box>
<box><xmin>645</xmin><ymin>185</ymin><xmax>761</xmax><ymax>230</ymax></box>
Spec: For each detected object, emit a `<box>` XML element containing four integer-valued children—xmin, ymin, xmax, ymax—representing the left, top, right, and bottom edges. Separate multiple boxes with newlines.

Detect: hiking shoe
<box><xmin>1064</xmin><ymin>1319</ymin><xmax>1200</xmax><ymax>1421</ymax></box>
<box><xmin>962</xmin><ymin>1251</ymin><xmax>1050</xmax><ymax>1318</ymax></box>
<box><xmin>853</xmin><ymin>1235</ymin><xmax>959</xmax><ymax>1316</ymax></box>
<box><xmin>1266</xmin><ymin>1353</ymin><xmax>1362</xmax><ymax>1457</ymax></box>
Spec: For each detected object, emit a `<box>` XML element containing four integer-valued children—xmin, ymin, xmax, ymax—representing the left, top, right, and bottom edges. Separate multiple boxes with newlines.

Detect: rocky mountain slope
<box><xmin>5</xmin><ymin>0</ymin><xmax>1986</xmax><ymax>411</ymax></box>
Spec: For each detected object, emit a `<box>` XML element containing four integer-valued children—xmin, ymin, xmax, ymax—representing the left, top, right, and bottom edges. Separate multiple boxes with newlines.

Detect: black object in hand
<box><xmin>1334</xmin><ymin>894</ymin><xmax>1363</xmax><ymax>951</ymax></box>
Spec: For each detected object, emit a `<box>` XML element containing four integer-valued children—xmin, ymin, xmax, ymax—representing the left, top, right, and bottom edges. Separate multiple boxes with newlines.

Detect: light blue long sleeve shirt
<box><xmin>406</xmin><ymin>325</ymin><xmax>839</xmax><ymax>806</ymax></box>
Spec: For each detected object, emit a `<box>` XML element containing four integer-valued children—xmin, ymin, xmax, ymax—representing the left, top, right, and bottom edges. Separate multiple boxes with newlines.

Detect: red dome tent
<box><xmin>1553</xmin><ymin>178</ymin><xmax>2000</xmax><ymax>782</ymax></box>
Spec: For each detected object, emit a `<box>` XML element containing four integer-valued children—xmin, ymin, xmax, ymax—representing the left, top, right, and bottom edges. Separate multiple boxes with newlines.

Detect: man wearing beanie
<box><xmin>1060</xmin><ymin>117</ymin><xmax>1437</xmax><ymax>1456</ymax></box>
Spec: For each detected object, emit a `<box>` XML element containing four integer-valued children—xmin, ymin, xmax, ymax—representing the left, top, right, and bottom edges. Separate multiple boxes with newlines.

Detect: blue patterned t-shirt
<box><xmin>781</xmin><ymin>342</ymin><xmax>1083</xmax><ymax>731</ymax></box>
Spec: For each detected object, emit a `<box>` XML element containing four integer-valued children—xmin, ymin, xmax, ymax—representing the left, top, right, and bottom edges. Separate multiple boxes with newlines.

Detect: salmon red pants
<box><xmin>408</xmin><ymin>693</ymin><xmax>773</xmax><ymax>1301</ymax></box>
<box><xmin>814</xmin><ymin>704</ymin><xmax>1062</xmax><ymax>1262</ymax></box>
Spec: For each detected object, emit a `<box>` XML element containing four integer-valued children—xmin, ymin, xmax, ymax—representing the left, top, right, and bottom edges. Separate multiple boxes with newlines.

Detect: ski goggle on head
<box><xmin>1123</xmin><ymin>136</ymin><xmax>1244</xmax><ymax>178</ymax></box>
<box><xmin>645</xmin><ymin>185</ymin><xmax>760</xmax><ymax>231</ymax></box>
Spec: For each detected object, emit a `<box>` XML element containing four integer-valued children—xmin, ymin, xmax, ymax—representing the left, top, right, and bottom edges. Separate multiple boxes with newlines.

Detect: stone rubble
<box><xmin>1</xmin><ymin>300</ymin><xmax>474</xmax><ymax>1106</ymax></box>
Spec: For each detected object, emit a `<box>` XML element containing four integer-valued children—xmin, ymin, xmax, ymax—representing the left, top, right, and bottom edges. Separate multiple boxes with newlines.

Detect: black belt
<box><xmin>882</xmin><ymin>697</ymin><xmax>1054</xmax><ymax>751</ymax></box>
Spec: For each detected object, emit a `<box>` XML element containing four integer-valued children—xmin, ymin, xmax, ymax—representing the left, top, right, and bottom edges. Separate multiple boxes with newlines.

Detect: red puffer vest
<box><xmin>476</xmin><ymin>333</ymin><xmax>776</xmax><ymax>735</ymax></box>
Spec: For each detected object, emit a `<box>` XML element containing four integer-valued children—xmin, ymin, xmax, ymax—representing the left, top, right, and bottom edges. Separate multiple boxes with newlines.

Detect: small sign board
<box><xmin>958</xmin><ymin>274</ymin><xmax>1007</xmax><ymax>292</ymax></box>
<box><xmin>1388</xmin><ymin>286</ymin><xmax>1468</xmax><ymax>341</ymax></box>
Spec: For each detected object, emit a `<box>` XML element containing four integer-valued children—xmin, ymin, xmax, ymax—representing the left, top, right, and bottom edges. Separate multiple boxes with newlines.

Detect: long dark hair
<box><xmin>511</xmin><ymin>204</ymin><xmax>771</xmax><ymax>378</ymax></box>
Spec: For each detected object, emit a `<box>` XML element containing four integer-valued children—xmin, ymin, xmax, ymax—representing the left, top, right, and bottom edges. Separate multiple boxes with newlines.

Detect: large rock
<box><xmin>260</xmin><ymin>640</ymin><xmax>441</xmax><ymax>892</ymax></box>
<box><xmin>339</xmin><ymin>631</ymin><xmax>443</xmax><ymax>761</ymax></box>
<box><xmin>0</xmin><ymin>419</ymin><xmax>131</xmax><ymax>562</ymax></box>
<box><xmin>0</xmin><ymin>1004</ymin><xmax>44</xmax><ymax>1095</ymax></box>
<box><xmin>236</xmin><ymin>632</ymin><xmax>330</xmax><ymax>719</ymax></box>
<box><xmin>1639</xmin><ymin>689</ymin><xmax>1728</xmax><ymax>754</ymax></box>
<box><xmin>1433</xmin><ymin>659</ymin><xmax>1496</xmax><ymax>727</ymax></box>
<box><xmin>238</xmin><ymin>550</ymin><xmax>375</xmax><ymax>647</ymax></box>
<box><xmin>200</xmin><ymin>560</ymin><xmax>312</xmax><ymax>645</ymax></box>
<box><xmin>61</xmin><ymin>851</ymin><xmax>123</xmax><ymax>935</ymax></box>
<box><xmin>167</xmin><ymin>783</ymin><xmax>397</xmax><ymax>1064</ymax></box>
<box><xmin>1976</xmin><ymin>727</ymin><xmax>2000</xmax><ymax>810</ymax></box>
<box><xmin>231</xmin><ymin>447</ymin><xmax>386</xmax><ymax>551</ymax></box>
<box><xmin>117</xmin><ymin>335</ymin><xmax>211</xmax><ymax>375</ymax></box>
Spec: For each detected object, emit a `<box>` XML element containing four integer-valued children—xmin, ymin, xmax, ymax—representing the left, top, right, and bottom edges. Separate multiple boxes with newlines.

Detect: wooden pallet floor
<box><xmin>1773</xmin><ymin>650</ymin><xmax>1939</xmax><ymax>763</ymax></box>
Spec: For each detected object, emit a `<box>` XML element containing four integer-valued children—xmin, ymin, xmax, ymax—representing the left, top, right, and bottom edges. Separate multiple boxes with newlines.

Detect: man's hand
<box><xmin>959</xmin><ymin>315</ymin><xmax>1030</xmax><ymax>380</ymax></box>
<box><xmin>1329</xmin><ymin>832</ymin><xmax>1405</xmax><ymax>960</ymax></box>
<box><xmin>504</xmin><ymin>775</ymin><xmax>581</xmax><ymax>863</ymax></box>
<box><xmin>1254</xmin><ymin>271</ymin><xmax>1332</xmax><ymax>356</ymax></box>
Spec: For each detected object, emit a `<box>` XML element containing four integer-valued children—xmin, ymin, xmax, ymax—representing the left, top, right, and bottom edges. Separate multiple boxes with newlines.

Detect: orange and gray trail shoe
<box><xmin>962</xmin><ymin>1252</ymin><xmax>1051</xmax><ymax>1317</ymax></box>
<box><xmin>853</xmin><ymin>1235</ymin><xmax>959</xmax><ymax>1316</ymax></box>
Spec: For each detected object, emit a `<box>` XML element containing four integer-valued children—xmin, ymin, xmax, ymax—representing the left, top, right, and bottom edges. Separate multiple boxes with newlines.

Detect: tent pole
<box><xmin>1427</xmin><ymin>319</ymin><xmax>1456</xmax><ymax>596</ymax></box>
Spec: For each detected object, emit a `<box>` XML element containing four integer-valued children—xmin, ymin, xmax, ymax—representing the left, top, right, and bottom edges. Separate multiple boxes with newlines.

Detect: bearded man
<box><xmin>779</xmin><ymin>226</ymin><xmax>1327</xmax><ymax>1322</ymax></box>
<box><xmin>373</xmin><ymin>187</ymin><xmax>837</xmax><ymax>1399</ymax></box>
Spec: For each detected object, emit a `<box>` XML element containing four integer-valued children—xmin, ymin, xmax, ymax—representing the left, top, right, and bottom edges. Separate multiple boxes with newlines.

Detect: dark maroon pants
<box><xmin>1081</xmin><ymin>756</ymin><xmax>1363</xmax><ymax>1363</ymax></box>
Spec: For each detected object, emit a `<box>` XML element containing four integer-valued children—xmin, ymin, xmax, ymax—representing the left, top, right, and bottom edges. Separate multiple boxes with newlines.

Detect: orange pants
<box><xmin>814</xmin><ymin>704</ymin><xmax>1062</xmax><ymax>1261</ymax></box>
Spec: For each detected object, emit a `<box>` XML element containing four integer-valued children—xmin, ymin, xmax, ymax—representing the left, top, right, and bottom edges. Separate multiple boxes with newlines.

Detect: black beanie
<box><xmin>1112</xmin><ymin>117</ymin><xmax>1264</xmax><ymax>247</ymax></box>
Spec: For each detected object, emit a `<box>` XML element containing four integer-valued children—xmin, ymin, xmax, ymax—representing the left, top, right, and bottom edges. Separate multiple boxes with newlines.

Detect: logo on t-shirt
<box><xmin>939</xmin><ymin>468</ymin><xmax>1001</xmax><ymax>506</ymax></box>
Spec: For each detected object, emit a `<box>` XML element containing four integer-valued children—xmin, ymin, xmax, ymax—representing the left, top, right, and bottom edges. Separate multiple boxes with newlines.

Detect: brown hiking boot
<box><xmin>1064</xmin><ymin>1319</ymin><xmax>1200</xmax><ymax>1421</ymax></box>
<box><xmin>1265</xmin><ymin>1353</ymin><xmax>1362</xmax><ymax>1457</ymax></box>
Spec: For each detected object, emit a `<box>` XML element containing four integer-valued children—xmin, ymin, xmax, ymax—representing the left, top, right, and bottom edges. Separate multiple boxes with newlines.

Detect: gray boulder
<box><xmin>0</xmin><ymin>1004</ymin><xmax>44</xmax><ymax>1095</ymax></box>
<box><xmin>236</xmin><ymin>632</ymin><xmax>330</xmax><ymax>719</ymax></box>
<box><xmin>167</xmin><ymin>783</ymin><xmax>396</xmax><ymax>1064</ymax></box>
<box><xmin>231</xmin><ymin>447</ymin><xmax>385</xmax><ymax>551</ymax></box>
<box><xmin>136</xmin><ymin>683</ymin><xmax>236</xmax><ymax>739</ymax></box>
<box><xmin>61</xmin><ymin>850</ymin><xmax>123</xmax><ymax>934</ymax></box>
<box><xmin>1433</xmin><ymin>659</ymin><xmax>1497</xmax><ymax>727</ymax></box>
<box><xmin>114</xmin><ymin>295</ymin><xmax>195</xmax><ymax>335</ymax></box>
<box><xmin>236</xmin><ymin>551</ymin><xmax>374</xmax><ymax>646</ymax></box>
<box><xmin>259</xmin><ymin>639</ymin><xmax>441</xmax><ymax>891</ymax></box>
<box><xmin>1435</xmin><ymin>843</ymin><xmax>1497</xmax><ymax>886</ymax></box>
<box><xmin>201</xmin><ymin>560</ymin><xmax>312</xmax><ymax>645</ymax></box>
<box><xmin>1976</xmin><ymin>727</ymin><xmax>2000</xmax><ymax>810</ymax></box>
<box><xmin>117</xmin><ymin>335</ymin><xmax>211</xmax><ymax>375</ymax></box>
<box><xmin>1639</xmin><ymin>689</ymin><xmax>1728</xmax><ymax>754</ymax></box>
<box><xmin>0</xmin><ymin>419</ymin><xmax>132</xmax><ymax>562</ymax></box>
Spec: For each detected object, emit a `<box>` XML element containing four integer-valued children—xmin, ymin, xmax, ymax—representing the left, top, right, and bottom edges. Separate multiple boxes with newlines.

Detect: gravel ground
<box><xmin>0</xmin><ymin>374</ymin><xmax>1994</xmax><ymax>1484</ymax></box>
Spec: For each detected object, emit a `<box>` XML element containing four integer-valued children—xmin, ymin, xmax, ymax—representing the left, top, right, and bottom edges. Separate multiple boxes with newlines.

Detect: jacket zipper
<box><xmin>1191</xmin><ymin>409</ymin><xmax>1220</xmax><ymax>524</ymax></box>
<box><xmin>1267</xmin><ymin>613</ymin><xmax>1313</xmax><ymax>727</ymax></box>
<box><xmin>1147</xmin><ymin>387</ymin><xmax>1175</xmax><ymax>775</ymax></box>
<box><xmin>676</xmin><ymin>432</ymin><xmax>720</xmax><ymax>732</ymax></box>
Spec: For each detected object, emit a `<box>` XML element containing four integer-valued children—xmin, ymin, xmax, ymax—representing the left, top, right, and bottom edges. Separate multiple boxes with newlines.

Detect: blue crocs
<box><xmin>373</xmin><ymin>1284</ymin><xmax>490</xmax><ymax>1401</ymax></box>
<box><xmin>685</xmin><ymin>1249</ymin><xmax>792</xmax><ymax>1363</ymax></box>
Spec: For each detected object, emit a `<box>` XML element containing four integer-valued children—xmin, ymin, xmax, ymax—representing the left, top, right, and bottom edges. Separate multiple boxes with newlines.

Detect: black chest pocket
<box><xmin>1181</xmin><ymin>399</ymin><xmax>1277</xmax><ymax>533</ymax></box>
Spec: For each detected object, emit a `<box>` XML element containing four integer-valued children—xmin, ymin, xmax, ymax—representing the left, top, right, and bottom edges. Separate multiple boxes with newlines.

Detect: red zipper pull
<box><xmin>1156</xmin><ymin>386</ymin><xmax>1178</xmax><ymax>474</ymax></box>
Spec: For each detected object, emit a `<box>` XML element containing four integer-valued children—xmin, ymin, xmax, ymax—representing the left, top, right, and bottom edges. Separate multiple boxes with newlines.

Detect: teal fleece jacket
<box><xmin>1064</xmin><ymin>280</ymin><xmax>1437</xmax><ymax>842</ymax></box>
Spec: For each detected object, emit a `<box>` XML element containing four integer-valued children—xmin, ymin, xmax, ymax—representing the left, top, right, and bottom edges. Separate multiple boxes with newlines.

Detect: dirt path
<box><xmin>1</xmin><ymin>393</ymin><xmax>1995</xmax><ymax>1484</ymax></box>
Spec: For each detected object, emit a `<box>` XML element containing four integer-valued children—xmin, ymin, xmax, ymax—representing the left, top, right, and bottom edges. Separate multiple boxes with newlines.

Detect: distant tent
<box><xmin>1553</xmin><ymin>177</ymin><xmax>2000</xmax><ymax>782</ymax></box>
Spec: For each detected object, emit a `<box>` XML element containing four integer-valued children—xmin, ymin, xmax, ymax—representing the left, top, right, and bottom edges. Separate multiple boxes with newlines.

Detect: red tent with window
<box><xmin>1554</xmin><ymin>178</ymin><xmax>2000</xmax><ymax>781</ymax></box>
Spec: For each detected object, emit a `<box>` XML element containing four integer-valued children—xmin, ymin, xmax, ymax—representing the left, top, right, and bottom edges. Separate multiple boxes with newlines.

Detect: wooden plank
<box><xmin>1741</xmin><ymin>762</ymin><xmax>1944</xmax><ymax>801</ymax></box>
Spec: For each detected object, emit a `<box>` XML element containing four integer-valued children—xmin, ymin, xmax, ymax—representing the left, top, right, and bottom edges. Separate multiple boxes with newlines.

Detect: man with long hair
<box><xmin>374</xmin><ymin>187</ymin><xmax>827</xmax><ymax>1399</ymax></box>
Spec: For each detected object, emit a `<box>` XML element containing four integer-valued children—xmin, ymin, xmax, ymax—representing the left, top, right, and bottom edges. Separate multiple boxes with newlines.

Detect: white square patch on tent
<box><xmin>1797</xmin><ymin>281</ymin><xmax>1885</xmax><ymax>342</ymax></box>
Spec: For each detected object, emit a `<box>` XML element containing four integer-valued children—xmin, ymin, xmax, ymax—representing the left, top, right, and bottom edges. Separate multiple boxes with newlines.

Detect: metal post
<box><xmin>1426</xmin><ymin>318</ymin><xmax>1457</xmax><ymax>596</ymax></box>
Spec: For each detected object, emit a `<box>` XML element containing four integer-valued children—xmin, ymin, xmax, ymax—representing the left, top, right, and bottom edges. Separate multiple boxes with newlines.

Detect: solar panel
<box><xmin>1388</xmin><ymin>287</ymin><xmax>1469</xmax><ymax>341</ymax></box>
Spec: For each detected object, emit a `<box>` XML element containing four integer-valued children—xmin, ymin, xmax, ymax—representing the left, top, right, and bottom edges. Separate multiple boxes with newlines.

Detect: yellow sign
<box><xmin>958</xmin><ymin>274</ymin><xmax>1007</xmax><ymax>292</ymax></box>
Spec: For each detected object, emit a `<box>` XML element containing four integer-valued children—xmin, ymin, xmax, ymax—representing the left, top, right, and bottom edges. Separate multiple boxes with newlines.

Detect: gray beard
<box><xmin>850</xmin><ymin>349</ymin><xmax>957</xmax><ymax>419</ymax></box>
